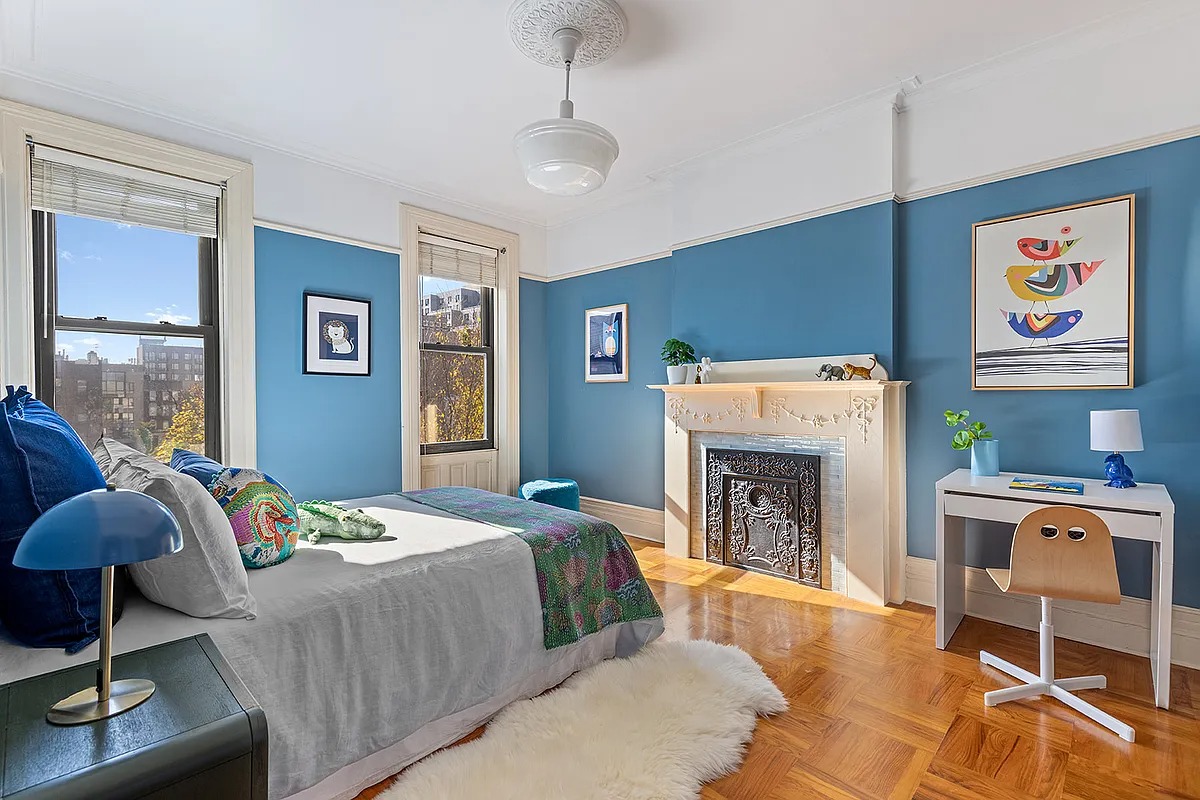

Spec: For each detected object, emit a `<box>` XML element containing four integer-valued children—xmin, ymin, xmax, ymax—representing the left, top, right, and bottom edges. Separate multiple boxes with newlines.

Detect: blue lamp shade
<box><xmin>13</xmin><ymin>486</ymin><xmax>183</xmax><ymax>571</ymax></box>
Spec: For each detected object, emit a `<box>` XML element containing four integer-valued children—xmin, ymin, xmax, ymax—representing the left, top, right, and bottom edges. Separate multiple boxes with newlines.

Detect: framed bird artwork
<box><xmin>972</xmin><ymin>194</ymin><xmax>1134</xmax><ymax>390</ymax></box>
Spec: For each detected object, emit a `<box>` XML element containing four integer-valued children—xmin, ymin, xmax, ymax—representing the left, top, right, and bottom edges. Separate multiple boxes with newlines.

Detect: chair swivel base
<box><xmin>980</xmin><ymin>651</ymin><xmax>1134</xmax><ymax>742</ymax></box>
<box><xmin>46</xmin><ymin>678</ymin><xmax>156</xmax><ymax>726</ymax></box>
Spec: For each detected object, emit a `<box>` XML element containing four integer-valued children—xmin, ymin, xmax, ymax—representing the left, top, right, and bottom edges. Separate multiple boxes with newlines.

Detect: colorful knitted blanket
<box><xmin>403</xmin><ymin>487</ymin><xmax>662</xmax><ymax>649</ymax></box>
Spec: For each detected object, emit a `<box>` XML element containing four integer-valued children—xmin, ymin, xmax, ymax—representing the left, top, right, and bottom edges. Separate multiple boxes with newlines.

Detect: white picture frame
<box><xmin>584</xmin><ymin>303</ymin><xmax>628</xmax><ymax>383</ymax></box>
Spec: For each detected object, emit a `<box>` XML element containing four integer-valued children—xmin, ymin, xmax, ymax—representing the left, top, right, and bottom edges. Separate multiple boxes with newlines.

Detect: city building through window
<box><xmin>33</xmin><ymin>212</ymin><xmax>220</xmax><ymax>460</ymax></box>
<box><xmin>418</xmin><ymin>276</ymin><xmax>494</xmax><ymax>453</ymax></box>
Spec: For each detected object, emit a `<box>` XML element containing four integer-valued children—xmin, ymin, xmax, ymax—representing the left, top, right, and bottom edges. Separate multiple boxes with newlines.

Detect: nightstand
<box><xmin>1</xmin><ymin>634</ymin><xmax>267</xmax><ymax>799</ymax></box>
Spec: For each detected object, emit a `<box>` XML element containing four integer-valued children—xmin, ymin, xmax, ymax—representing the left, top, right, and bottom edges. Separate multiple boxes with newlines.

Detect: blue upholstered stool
<box><xmin>518</xmin><ymin>478</ymin><xmax>580</xmax><ymax>512</ymax></box>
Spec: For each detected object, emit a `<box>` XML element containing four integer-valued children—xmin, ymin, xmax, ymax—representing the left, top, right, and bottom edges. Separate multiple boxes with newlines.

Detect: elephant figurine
<box><xmin>816</xmin><ymin>363</ymin><xmax>848</xmax><ymax>381</ymax></box>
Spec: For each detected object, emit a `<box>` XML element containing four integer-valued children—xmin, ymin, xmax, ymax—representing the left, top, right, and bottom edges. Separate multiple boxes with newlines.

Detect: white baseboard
<box><xmin>580</xmin><ymin>496</ymin><xmax>664</xmax><ymax>543</ymax></box>
<box><xmin>906</xmin><ymin>556</ymin><xmax>1200</xmax><ymax>670</ymax></box>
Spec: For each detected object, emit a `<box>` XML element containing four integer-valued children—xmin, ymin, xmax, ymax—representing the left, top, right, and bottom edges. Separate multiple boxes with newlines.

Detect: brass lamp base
<box><xmin>46</xmin><ymin>678</ymin><xmax>156</xmax><ymax>726</ymax></box>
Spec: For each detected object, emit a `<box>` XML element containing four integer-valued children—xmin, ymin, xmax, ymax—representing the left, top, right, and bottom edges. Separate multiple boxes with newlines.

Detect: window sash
<box><xmin>418</xmin><ymin>282</ymin><xmax>495</xmax><ymax>454</ymax></box>
<box><xmin>30</xmin><ymin>143</ymin><xmax>220</xmax><ymax>238</ymax></box>
<box><xmin>32</xmin><ymin>211</ymin><xmax>223</xmax><ymax>459</ymax></box>
<box><xmin>418</xmin><ymin>346</ymin><xmax>495</xmax><ymax>454</ymax></box>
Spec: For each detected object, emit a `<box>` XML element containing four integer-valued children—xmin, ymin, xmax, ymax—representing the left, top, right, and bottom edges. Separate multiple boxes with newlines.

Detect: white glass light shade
<box><xmin>513</xmin><ymin>117</ymin><xmax>619</xmax><ymax>196</ymax></box>
<box><xmin>1090</xmin><ymin>409</ymin><xmax>1144</xmax><ymax>452</ymax></box>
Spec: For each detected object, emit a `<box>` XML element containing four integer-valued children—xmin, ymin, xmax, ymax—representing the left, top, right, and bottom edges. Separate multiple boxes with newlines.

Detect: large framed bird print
<box><xmin>972</xmin><ymin>194</ymin><xmax>1134</xmax><ymax>390</ymax></box>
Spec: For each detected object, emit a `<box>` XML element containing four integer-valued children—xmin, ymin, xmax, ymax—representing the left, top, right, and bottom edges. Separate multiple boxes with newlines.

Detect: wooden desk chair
<box><xmin>979</xmin><ymin>505</ymin><xmax>1135</xmax><ymax>742</ymax></box>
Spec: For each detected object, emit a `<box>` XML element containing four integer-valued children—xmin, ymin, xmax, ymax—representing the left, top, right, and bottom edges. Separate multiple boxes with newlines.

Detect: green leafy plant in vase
<box><xmin>661</xmin><ymin>338</ymin><xmax>696</xmax><ymax>385</ymax></box>
<box><xmin>945</xmin><ymin>409</ymin><xmax>999</xmax><ymax>477</ymax></box>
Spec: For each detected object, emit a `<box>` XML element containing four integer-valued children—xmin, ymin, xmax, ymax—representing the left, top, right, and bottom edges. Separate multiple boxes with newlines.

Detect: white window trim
<box><xmin>0</xmin><ymin>99</ymin><xmax>257</xmax><ymax>465</ymax></box>
<box><xmin>400</xmin><ymin>204</ymin><xmax>520</xmax><ymax>494</ymax></box>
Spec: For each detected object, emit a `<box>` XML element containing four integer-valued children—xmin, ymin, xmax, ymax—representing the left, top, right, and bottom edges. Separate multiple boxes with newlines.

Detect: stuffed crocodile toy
<box><xmin>297</xmin><ymin>500</ymin><xmax>387</xmax><ymax>544</ymax></box>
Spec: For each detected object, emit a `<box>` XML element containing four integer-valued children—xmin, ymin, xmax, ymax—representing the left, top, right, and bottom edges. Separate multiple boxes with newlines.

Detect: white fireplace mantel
<box><xmin>651</xmin><ymin>375</ymin><xmax>908</xmax><ymax>606</ymax></box>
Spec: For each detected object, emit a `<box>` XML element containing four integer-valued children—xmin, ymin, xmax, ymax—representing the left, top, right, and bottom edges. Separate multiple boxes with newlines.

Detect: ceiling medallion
<box><xmin>507</xmin><ymin>0</ymin><xmax>627</xmax><ymax>69</ymax></box>
<box><xmin>508</xmin><ymin>0</ymin><xmax>626</xmax><ymax>196</ymax></box>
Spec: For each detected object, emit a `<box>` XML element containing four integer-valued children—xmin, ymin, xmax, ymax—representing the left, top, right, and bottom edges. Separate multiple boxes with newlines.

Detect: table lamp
<box><xmin>1090</xmin><ymin>409</ymin><xmax>1143</xmax><ymax>489</ymax></box>
<box><xmin>13</xmin><ymin>485</ymin><xmax>182</xmax><ymax>725</ymax></box>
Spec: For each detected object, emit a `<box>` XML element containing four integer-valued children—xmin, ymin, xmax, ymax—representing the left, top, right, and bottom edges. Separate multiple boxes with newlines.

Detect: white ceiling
<box><xmin>0</xmin><ymin>0</ymin><xmax>1142</xmax><ymax>226</ymax></box>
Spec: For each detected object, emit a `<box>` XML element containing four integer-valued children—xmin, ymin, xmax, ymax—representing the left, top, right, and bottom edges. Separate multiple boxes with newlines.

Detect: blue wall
<box><xmin>670</xmin><ymin>201</ymin><xmax>897</xmax><ymax>371</ymax></box>
<box><xmin>254</xmin><ymin>227</ymin><xmax>402</xmax><ymax>501</ymax></box>
<box><xmin>531</xmin><ymin>135</ymin><xmax>1200</xmax><ymax>609</ymax></box>
<box><xmin>546</xmin><ymin>257</ymin><xmax>673</xmax><ymax>509</ymax></box>
<box><xmin>519</xmin><ymin>278</ymin><xmax>549</xmax><ymax>483</ymax></box>
<box><xmin>543</xmin><ymin>201</ymin><xmax>895</xmax><ymax>510</ymax></box>
<box><xmin>900</xmin><ymin>135</ymin><xmax>1200</xmax><ymax>607</ymax></box>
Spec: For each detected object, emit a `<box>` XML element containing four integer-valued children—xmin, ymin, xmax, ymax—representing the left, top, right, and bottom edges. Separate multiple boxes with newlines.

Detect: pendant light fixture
<box><xmin>509</xmin><ymin>0</ymin><xmax>625</xmax><ymax>196</ymax></box>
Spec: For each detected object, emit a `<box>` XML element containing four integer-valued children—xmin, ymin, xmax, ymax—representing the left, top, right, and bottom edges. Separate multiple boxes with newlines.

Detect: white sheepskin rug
<box><xmin>380</xmin><ymin>639</ymin><xmax>786</xmax><ymax>800</ymax></box>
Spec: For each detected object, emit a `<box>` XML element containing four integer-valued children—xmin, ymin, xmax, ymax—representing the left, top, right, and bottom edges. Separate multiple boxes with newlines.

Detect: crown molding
<box><xmin>0</xmin><ymin>65</ymin><xmax>549</xmax><ymax>230</ymax></box>
<box><xmin>546</xmin><ymin>0</ymin><xmax>1198</xmax><ymax>233</ymax></box>
<box><xmin>897</xmin><ymin>122</ymin><xmax>1200</xmax><ymax>204</ymax></box>
<box><xmin>2</xmin><ymin>0</ymin><xmax>1194</xmax><ymax>243</ymax></box>
<box><xmin>897</xmin><ymin>0</ymin><xmax>1199</xmax><ymax>113</ymax></box>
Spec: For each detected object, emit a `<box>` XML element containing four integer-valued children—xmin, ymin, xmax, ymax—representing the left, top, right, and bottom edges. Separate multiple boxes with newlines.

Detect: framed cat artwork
<box><xmin>585</xmin><ymin>303</ymin><xmax>628</xmax><ymax>383</ymax></box>
<box><xmin>304</xmin><ymin>292</ymin><xmax>372</xmax><ymax>376</ymax></box>
<box><xmin>972</xmin><ymin>194</ymin><xmax>1134</xmax><ymax>390</ymax></box>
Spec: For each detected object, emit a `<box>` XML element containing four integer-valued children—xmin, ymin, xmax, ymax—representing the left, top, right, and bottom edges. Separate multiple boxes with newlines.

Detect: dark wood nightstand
<box><xmin>1</xmin><ymin>634</ymin><xmax>267</xmax><ymax>799</ymax></box>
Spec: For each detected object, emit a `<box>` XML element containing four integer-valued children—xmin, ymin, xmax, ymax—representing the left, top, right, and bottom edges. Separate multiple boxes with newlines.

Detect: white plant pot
<box><xmin>666</xmin><ymin>365</ymin><xmax>689</xmax><ymax>385</ymax></box>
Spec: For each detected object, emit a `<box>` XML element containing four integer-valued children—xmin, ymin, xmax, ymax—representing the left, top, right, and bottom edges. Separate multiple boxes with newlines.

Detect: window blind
<box><xmin>29</xmin><ymin>143</ymin><xmax>221</xmax><ymax>238</ymax></box>
<box><xmin>417</xmin><ymin>232</ymin><xmax>499</xmax><ymax>287</ymax></box>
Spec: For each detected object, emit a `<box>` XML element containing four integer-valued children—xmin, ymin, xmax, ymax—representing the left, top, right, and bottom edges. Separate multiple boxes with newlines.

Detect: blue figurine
<box><xmin>1103</xmin><ymin>453</ymin><xmax>1137</xmax><ymax>488</ymax></box>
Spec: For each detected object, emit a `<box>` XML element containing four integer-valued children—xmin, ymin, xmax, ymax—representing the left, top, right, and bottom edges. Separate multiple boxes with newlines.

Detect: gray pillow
<box><xmin>92</xmin><ymin>439</ymin><xmax>256</xmax><ymax>620</ymax></box>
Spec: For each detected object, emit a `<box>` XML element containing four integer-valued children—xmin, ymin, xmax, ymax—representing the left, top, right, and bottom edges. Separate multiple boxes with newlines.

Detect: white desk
<box><xmin>935</xmin><ymin>469</ymin><xmax>1175</xmax><ymax>708</ymax></box>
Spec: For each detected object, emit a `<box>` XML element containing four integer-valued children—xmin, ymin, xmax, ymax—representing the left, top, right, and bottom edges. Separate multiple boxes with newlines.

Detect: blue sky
<box><xmin>53</xmin><ymin>217</ymin><xmax>477</xmax><ymax>364</ymax></box>
<box><xmin>55</xmin><ymin>215</ymin><xmax>202</xmax><ymax>363</ymax></box>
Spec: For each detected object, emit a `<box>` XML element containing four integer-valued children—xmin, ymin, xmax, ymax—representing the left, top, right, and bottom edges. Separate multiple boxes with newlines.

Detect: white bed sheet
<box><xmin>0</xmin><ymin>493</ymin><xmax>664</xmax><ymax>799</ymax></box>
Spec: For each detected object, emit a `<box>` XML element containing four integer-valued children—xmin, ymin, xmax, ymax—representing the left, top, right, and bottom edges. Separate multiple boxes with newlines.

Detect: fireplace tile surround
<box><xmin>691</xmin><ymin>432</ymin><xmax>846</xmax><ymax>593</ymax></box>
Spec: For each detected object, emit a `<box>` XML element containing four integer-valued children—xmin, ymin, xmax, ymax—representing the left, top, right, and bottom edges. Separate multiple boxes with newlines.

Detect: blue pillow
<box><xmin>0</xmin><ymin>385</ymin><xmax>112</xmax><ymax>653</ymax></box>
<box><xmin>170</xmin><ymin>448</ymin><xmax>226</xmax><ymax>489</ymax></box>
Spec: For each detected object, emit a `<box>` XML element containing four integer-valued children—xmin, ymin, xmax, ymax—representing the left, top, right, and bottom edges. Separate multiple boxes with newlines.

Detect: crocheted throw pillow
<box><xmin>209</xmin><ymin>468</ymin><xmax>299</xmax><ymax>568</ymax></box>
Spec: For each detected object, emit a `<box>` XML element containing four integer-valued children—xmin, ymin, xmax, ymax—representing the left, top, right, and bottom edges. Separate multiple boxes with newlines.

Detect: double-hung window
<box><xmin>417</xmin><ymin>234</ymin><xmax>497</xmax><ymax>454</ymax></box>
<box><xmin>30</xmin><ymin>143</ymin><xmax>222</xmax><ymax>460</ymax></box>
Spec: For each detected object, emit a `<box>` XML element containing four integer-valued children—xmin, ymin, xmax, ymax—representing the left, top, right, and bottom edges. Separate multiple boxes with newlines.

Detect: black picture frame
<box><xmin>303</xmin><ymin>291</ymin><xmax>372</xmax><ymax>377</ymax></box>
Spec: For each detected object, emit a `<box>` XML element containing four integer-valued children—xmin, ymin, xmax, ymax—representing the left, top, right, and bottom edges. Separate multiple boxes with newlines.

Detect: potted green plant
<box><xmin>660</xmin><ymin>338</ymin><xmax>696</xmax><ymax>385</ymax></box>
<box><xmin>945</xmin><ymin>409</ymin><xmax>999</xmax><ymax>477</ymax></box>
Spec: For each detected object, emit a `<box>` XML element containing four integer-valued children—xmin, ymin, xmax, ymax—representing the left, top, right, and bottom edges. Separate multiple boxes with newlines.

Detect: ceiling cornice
<box><xmin>2</xmin><ymin>0</ymin><xmax>1194</xmax><ymax>237</ymax></box>
<box><xmin>896</xmin><ymin>0</ymin><xmax>1197</xmax><ymax>113</ymax></box>
<box><xmin>545</xmin><ymin>0</ymin><xmax>1197</xmax><ymax>231</ymax></box>
<box><xmin>0</xmin><ymin>62</ymin><xmax>549</xmax><ymax>231</ymax></box>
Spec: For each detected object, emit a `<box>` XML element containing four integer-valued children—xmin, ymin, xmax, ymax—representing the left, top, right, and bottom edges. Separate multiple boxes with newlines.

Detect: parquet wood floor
<box><xmin>357</xmin><ymin>539</ymin><xmax>1200</xmax><ymax>799</ymax></box>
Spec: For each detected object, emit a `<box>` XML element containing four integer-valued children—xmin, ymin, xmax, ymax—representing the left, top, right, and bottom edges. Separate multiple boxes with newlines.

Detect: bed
<box><xmin>0</xmin><ymin>490</ymin><xmax>664</xmax><ymax>800</ymax></box>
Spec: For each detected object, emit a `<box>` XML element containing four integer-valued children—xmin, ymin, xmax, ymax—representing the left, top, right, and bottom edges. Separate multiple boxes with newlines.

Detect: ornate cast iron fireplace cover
<box><xmin>704</xmin><ymin>448</ymin><xmax>821</xmax><ymax>587</ymax></box>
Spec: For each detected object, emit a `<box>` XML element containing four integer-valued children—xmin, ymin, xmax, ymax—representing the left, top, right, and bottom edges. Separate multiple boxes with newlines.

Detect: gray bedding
<box><xmin>0</xmin><ymin>494</ymin><xmax>664</xmax><ymax>799</ymax></box>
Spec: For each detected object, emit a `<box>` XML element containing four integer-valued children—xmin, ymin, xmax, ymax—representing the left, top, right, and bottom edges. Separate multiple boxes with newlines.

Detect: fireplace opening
<box><xmin>704</xmin><ymin>448</ymin><xmax>821</xmax><ymax>587</ymax></box>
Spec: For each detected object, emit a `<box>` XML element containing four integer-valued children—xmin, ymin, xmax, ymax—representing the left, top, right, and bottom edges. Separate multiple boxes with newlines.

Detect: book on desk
<box><xmin>1009</xmin><ymin>476</ymin><xmax>1085</xmax><ymax>495</ymax></box>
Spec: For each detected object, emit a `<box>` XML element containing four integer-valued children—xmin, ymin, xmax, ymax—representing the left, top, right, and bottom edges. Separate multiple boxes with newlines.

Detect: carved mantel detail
<box><xmin>769</xmin><ymin>394</ymin><xmax>878</xmax><ymax>443</ymax></box>
<box><xmin>669</xmin><ymin>395</ymin><xmax>750</xmax><ymax>428</ymax></box>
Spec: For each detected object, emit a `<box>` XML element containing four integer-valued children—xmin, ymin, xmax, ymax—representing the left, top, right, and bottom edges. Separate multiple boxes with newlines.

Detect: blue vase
<box><xmin>971</xmin><ymin>439</ymin><xmax>1000</xmax><ymax>477</ymax></box>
